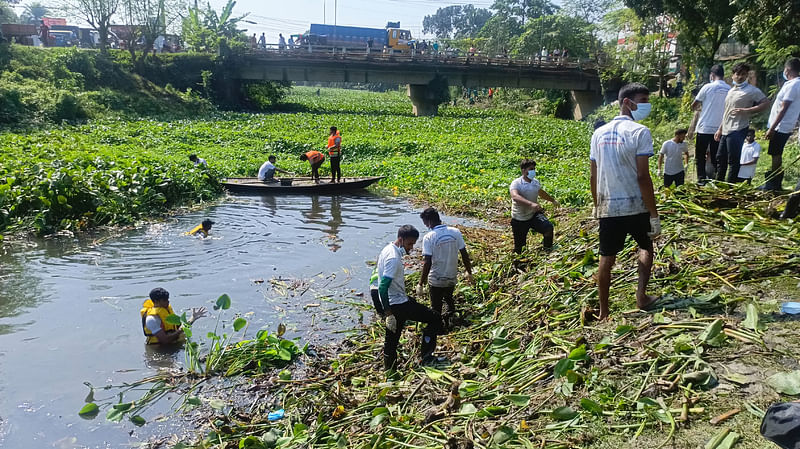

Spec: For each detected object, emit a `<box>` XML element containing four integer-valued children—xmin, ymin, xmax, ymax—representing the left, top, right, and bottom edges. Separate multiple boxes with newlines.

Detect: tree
<box><xmin>733</xmin><ymin>0</ymin><xmax>800</xmax><ymax>68</ymax></box>
<box><xmin>21</xmin><ymin>2</ymin><xmax>49</xmax><ymax>24</ymax></box>
<box><xmin>60</xmin><ymin>0</ymin><xmax>121</xmax><ymax>53</ymax></box>
<box><xmin>0</xmin><ymin>0</ymin><xmax>19</xmax><ymax>23</ymax></box>
<box><xmin>121</xmin><ymin>0</ymin><xmax>183</xmax><ymax>62</ymax></box>
<box><xmin>513</xmin><ymin>14</ymin><xmax>598</xmax><ymax>59</ymax></box>
<box><xmin>490</xmin><ymin>0</ymin><xmax>557</xmax><ymax>27</ymax></box>
<box><xmin>477</xmin><ymin>14</ymin><xmax>521</xmax><ymax>55</ymax></box>
<box><xmin>623</xmin><ymin>0</ymin><xmax>736</xmax><ymax>68</ymax></box>
<box><xmin>181</xmin><ymin>0</ymin><xmax>247</xmax><ymax>53</ymax></box>
<box><xmin>422</xmin><ymin>4</ymin><xmax>491</xmax><ymax>39</ymax></box>
<box><xmin>562</xmin><ymin>0</ymin><xmax>618</xmax><ymax>24</ymax></box>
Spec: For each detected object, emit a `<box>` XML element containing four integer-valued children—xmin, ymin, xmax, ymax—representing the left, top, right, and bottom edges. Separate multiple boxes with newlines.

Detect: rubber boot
<box><xmin>762</xmin><ymin>170</ymin><xmax>784</xmax><ymax>191</ymax></box>
<box><xmin>420</xmin><ymin>334</ymin><xmax>437</xmax><ymax>364</ymax></box>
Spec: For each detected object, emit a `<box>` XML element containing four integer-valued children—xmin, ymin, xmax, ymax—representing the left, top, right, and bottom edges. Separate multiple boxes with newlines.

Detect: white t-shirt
<box><xmin>422</xmin><ymin>225</ymin><xmax>466</xmax><ymax>287</ymax></box>
<box><xmin>145</xmin><ymin>315</ymin><xmax>163</xmax><ymax>335</ymax></box>
<box><xmin>258</xmin><ymin>161</ymin><xmax>276</xmax><ymax>180</ymax></box>
<box><xmin>376</xmin><ymin>242</ymin><xmax>409</xmax><ymax>306</ymax></box>
<box><xmin>738</xmin><ymin>141</ymin><xmax>761</xmax><ymax>179</ymax></box>
<box><xmin>509</xmin><ymin>176</ymin><xmax>542</xmax><ymax>221</ymax></box>
<box><xmin>193</xmin><ymin>158</ymin><xmax>207</xmax><ymax>166</ymax></box>
<box><xmin>722</xmin><ymin>83</ymin><xmax>767</xmax><ymax>134</ymax></box>
<box><xmin>659</xmin><ymin>140</ymin><xmax>689</xmax><ymax>176</ymax></box>
<box><xmin>694</xmin><ymin>80</ymin><xmax>730</xmax><ymax>134</ymax></box>
<box><xmin>590</xmin><ymin>116</ymin><xmax>653</xmax><ymax>218</ymax></box>
<box><xmin>768</xmin><ymin>78</ymin><xmax>800</xmax><ymax>134</ymax></box>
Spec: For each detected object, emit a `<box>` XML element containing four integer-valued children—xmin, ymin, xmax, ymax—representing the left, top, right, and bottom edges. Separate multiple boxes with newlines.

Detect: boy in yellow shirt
<box><xmin>186</xmin><ymin>219</ymin><xmax>214</xmax><ymax>237</ymax></box>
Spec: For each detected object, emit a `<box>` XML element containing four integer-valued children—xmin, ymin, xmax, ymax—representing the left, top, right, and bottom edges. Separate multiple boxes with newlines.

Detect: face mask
<box><xmin>630</xmin><ymin>102</ymin><xmax>652</xmax><ymax>121</ymax></box>
<box><xmin>397</xmin><ymin>243</ymin><xmax>407</xmax><ymax>256</ymax></box>
<box><xmin>732</xmin><ymin>79</ymin><xmax>748</xmax><ymax>87</ymax></box>
<box><xmin>526</xmin><ymin>169</ymin><xmax>536</xmax><ymax>179</ymax></box>
<box><xmin>782</xmin><ymin>71</ymin><xmax>789</xmax><ymax>81</ymax></box>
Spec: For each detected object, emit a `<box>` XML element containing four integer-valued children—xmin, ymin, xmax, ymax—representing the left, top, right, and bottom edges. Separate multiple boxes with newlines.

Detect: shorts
<box><xmin>598</xmin><ymin>213</ymin><xmax>653</xmax><ymax>256</ymax></box>
<box><xmin>768</xmin><ymin>132</ymin><xmax>791</xmax><ymax>156</ymax></box>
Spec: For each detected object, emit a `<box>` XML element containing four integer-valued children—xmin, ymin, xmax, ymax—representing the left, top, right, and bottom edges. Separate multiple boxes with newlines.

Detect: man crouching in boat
<box><xmin>141</xmin><ymin>287</ymin><xmax>207</xmax><ymax>344</ymax></box>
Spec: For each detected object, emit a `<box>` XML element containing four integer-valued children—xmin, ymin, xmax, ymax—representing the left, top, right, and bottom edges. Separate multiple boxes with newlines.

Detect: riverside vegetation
<box><xmin>32</xmin><ymin>87</ymin><xmax>800</xmax><ymax>448</ymax></box>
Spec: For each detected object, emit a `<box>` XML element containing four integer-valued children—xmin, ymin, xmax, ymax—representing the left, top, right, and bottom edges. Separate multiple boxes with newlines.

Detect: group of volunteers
<box><xmin>150</xmin><ymin>59</ymin><xmax>800</xmax><ymax>369</ymax></box>
<box><xmin>257</xmin><ymin>126</ymin><xmax>343</xmax><ymax>184</ymax></box>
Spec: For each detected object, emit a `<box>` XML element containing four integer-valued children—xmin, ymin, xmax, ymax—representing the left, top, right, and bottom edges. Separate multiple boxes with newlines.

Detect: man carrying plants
<box><xmin>376</xmin><ymin>225</ymin><xmax>442</xmax><ymax>370</ymax></box>
<box><xmin>300</xmin><ymin>150</ymin><xmax>325</xmax><ymax>183</ymax></box>
<box><xmin>509</xmin><ymin>159</ymin><xmax>560</xmax><ymax>254</ymax></box>
<box><xmin>416</xmin><ymin>207</ymin><xmax>473</xmax><ymax>331</ymax></box>
<box><xmin>327</xmin><ymin>126</ymin><xmax>342</xmax><ymax>183</ymax></box>
<box><xmin>590</xmin><ymin>83</ymin><xmax>660</xmax><ymax>321</ymax></box>
<box><xmin>140</xmin><ymin>287</ymin><xmax>207</xmax><ymax>344</ymax></box>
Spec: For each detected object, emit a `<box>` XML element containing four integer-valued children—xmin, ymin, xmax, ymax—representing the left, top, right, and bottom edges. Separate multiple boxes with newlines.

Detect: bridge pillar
<box><xmin>570</xmin><ymin>90</ymin><xmax>604</xmax><ymax>120</ymax></box>
<box><xmin>407</xmin><ymin>84</ymin><xmax>439</xmax><ymax>117</ymax></box>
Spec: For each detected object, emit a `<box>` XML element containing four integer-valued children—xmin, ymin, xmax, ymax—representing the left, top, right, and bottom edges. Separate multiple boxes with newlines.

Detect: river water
<box><xmin>0</xmin><ymin>193</ymin><xmax>446</xmax><ymax>448</ymax></box>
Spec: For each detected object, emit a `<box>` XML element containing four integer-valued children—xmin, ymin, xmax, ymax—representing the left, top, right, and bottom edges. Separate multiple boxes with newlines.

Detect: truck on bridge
<box><xmin>307</xmin><ymin>23</ymin><xmax>413</xmax><ymax>53</ymax></box>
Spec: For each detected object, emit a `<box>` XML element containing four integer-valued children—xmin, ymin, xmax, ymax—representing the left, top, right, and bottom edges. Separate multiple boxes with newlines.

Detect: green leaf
<box><xmin>767</xmin><ymin>370</ymin><xmax>800</xmax><ymax>395</ymax></box>
<box><xmin>78</xmin><ymin>402</ymin><xmax>99</xmax><ymax>418</ymax></box>
<box><xmin>186</xmin><ymin>396</ymin><xmax>202</xmax><ymax>406</ymax></box>
<box><xmin>742</xmin><ymin>221</ymin><xmax>754</xmax><ymax>232</ymax></box>
<box><xmin>106</xmin><ymin>407</ymin><xmax>127</xmax><ymax>422</ymax></box>
<box><xmin>57</xmin><ymin>194</ymin><xmax>67</xmax><ymax>205</ymax></box>
<box><xmin>239</xmin><ymin>435</ymin><xmax>266</xmax><ymax>449</ymax></box>
<box><xmin>164</xmin><ymin>314</ymin><xmax>182</xmax><ymax>326</ymax></box>
<box><xmin>553</xmin><ymin>358</ymin><xmax>574</xmax><ymax>378</ymax></box>
<box><xmin>477</xmin><ymin>405</ymin><xmax>507</xmax><ymax>417</ymax></box>
<box><xmin>278</xmin><ymin>369</ymin><xmax>292</xmax><ymax>380</ymax></box>
<box><xmin>551</xmin><ymin>406</ymin><xmax>578</xmax><ymax>421</ymax></box>
<box><xmin>130</xmin><ymin>415</ymin><xmax>146</xmax><ymax>426</ymax></box>
<box><xmin>580</xmin><ymin>398</ymin><xmax>603</xmax><ymax>415</ymax></box>
<box><xmin>492</xmin><ymin>425</ymin><xmax>516</xmax><ymax>444</ymax></box>
<box><xmin>369</xmin><ymin>413</ymin><xmax>388</xmax><ymax>429</ymax></box>
<box><xmin>698</xmin><ymin>319</ymin><xmax>724</xmax><ymax>343</ymax></box>
<box><xmin>615</xmin><ymin>324</ymin><xmax>634</xmax><ymax>336</ymax></box>
<box><xmin>209</xmin><ymin>399</ymin><xmax>226</xmax><ymax>410</ymax></box>
<box><xmin>505</xmin><ymin>394</ymin><xmax>530</xmax><ymax>407</ymax></box>
<box><xmin>568</xmin><ymin>344</ymin><xmax>588</xmax><ymax>360</ymax></box>
<box><xmin>233</xmin><ymin>317</ymin><xmax>247</xmax><ymax>331</ymax></box>
<box><xmin>743</xmin><ymin>302</ymin><xmax>766</xmax><ymax>331</ymax></box>
<box><xmin>215</xmin><ymin>294</ymin><xmax>231</xmax><ymax>310</ymax></box>
<box><xmin>457</xmin><ymin>403</ymin><xmax>478</xmax><ymax>415</ymax></box>
<box><xmin>371</xmin><ymin>407</ymin><xmax>389</xmax><ymax>417</ymax></box>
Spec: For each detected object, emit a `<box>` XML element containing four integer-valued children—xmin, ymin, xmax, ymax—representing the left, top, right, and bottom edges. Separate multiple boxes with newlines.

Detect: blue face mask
<box><xmin>526</xmin><ymin>169</ymin><xmax>536</xmax><ymax>179</ymax></box>
<box><xmin>782</xmin><ymin>71</ymin><xmax>789</xmax><ymax>81</ymax></box>
<box><xmin>631</xmin><ymin>102</ymin><xmax>652</xmax><ymax>122</ymax></box>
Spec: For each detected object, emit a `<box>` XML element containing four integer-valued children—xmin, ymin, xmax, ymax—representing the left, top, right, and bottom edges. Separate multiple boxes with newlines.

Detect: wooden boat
<box><xmin>222</xmin><ymin>176</ymin><xmax>384</xmax><ymax>194</ymax></box>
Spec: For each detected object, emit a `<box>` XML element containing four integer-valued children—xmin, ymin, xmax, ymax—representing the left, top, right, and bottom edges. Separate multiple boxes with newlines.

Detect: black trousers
<box><xmin>717</xmin><ymin>128</ymin><xmax>747</xmax><ymax>183</ymax></box>
<box><xmin>664</xmin><ymin>171</ymin><xmax>685</xmax><ymax>187</ymax></box>
<box><xmin>384</xmin><ymin>299</ymin><xmax>442</xmax><ymax>370</ymax></box>
<box><xmin>310</xmin><ymin>160</ymin><xmax>324</xmax><ymax>180</ymax></box>
<box><xmin>695</xmin><ymin>133</ymin><xmax>718</xmax><ymax>180</ymax></box>
<box><xmin>329</xmin><ymin>156</ymin><xmax>341</xmax><ymax>181</ymax></box>
<box><xmin>430</xmin><ymin>285</ymin><xmax>455</xmax><ymax>329</ymax></box>
<box><xmin>511</xmin><ymin>213</ymin><xmax>554</xmax><ymax>253</ymax></box>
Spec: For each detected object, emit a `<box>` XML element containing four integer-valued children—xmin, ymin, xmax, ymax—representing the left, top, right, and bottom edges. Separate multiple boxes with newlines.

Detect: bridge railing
<box><xmin>246</xmin><ymin>43</ymin><xmax>596</xmax><ymax>70</ymax></box>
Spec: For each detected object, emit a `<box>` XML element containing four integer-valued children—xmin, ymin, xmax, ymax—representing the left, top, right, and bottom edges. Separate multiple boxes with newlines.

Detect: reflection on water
<box><xmin>0</xmin><ymin>193</ymin><xmax>445</xmax><ymax>448</ymax></box>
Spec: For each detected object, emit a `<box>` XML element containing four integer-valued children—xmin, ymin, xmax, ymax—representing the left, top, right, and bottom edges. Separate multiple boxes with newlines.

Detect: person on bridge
<box><xmin>288</xmin><ymin>35</ymin><xmax>294</xmax><ymax>49</ymax></box>
<box><xmin>141</xmin><ymin>287</ymin><xmax>207</xmax><ymax>345</ymax></box>
<box><xmin>327</xmin><ymin>126</ymin><xmax>343</xmax><ymax>183</ymax></box>
<box><xmin>258</xmin><ymin>33</ymin><xmax>266</xmax><ymax>50</ymax></box>
<box><xmin>250</xmin><ymin>33</ymin><xmax>257</xmax><ymax>50</ymax></box>
<box><xmin>300</xmin><ymin>150</ymin><xmax>325</xmax><ymax>182</ymax></box>
<box><xmin>279</xmin><ymin>34</ymin><xmax>286</xmax><ymax>51</ymax></box>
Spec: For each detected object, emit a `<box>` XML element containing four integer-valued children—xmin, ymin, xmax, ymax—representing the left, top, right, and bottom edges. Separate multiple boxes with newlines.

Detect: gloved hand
<box><xmin>415</xmin><ymin>283</ymin><xmax>425</xmax><ymax>298</ymax></box>
<box><xmin>647</xmin><ymin>216</ymin><xmax>661</xmax><ymax>238</ymax></box>
<box><xmin>386</xmin><ymin>314</ymin><xmax>398</xmax><ymax>333</ymax></box>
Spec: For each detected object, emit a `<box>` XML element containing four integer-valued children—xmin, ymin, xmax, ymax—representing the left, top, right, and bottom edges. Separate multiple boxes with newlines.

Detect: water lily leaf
<box><xmin>505</xmin><ymin>394</ymin><xmax>530</xmax><ymax>407</ymax></box>
<box><xmin>743</xmin><ymin>302</ymin><xmax>766</xmax><ymax>331</ymax></box>
<box><xmin>238</xmin><ymin>435</ymin><xmax>266</xmax><ymax>449</ymax></box>
<box><xmin>165</xmin><ymin>314</ymin><xmax>182</xmax><ymax>326</ymax></box>
<box><xmin>699</xmin><ymin>319</ymin><xmax>724</xmax><ymax>343</ymax></box>
<box><xmin>215</xmin><ymin>294</ymin><xmax>231</xmax><ymax>310</ymax></box>
<box><xmin>492</xmin><ymin>425</ymin><xmax>516</xmax><ymax>444</ymax></box>
<box><xmin>551</xmin><ymin>406</ymin><xmax>578</xmax><ymax>421</ymax></box>
<box><xmin>130</xmin><ymin>415</ymin><xmax>146</xmax><ymax>426</ymax></box>
<box><xmin>554</xmin><ymin>358</ymin><xmax>574</xmax><ymax>378</ymax></box>
<box><xmin>78</xmin><ymin>402</ymin><xmax>99</xmax><ymax>418</ymax></box>
<box><xmin>767</xmin><ymin>371</ymin><xmax>800</xmax><ymax>395</ymax></box>
<box><xmin>457</xmin><ymin>403</ymin><xmax>478</xmax><ymax>415</ymax></box>
<box><xmin>580</xmin><ymin>398</ymin><xmax>603</xmax><ymax>415</ymax></box>
<box><xmin>568</xmin><ymin>345</ymin><xmax>588</xmax><ymax>360</ymax></box>
<box><xmin>233</xmin><ymin>317</ymin><xmax>247</xmax><ymax>331</ymax></box>
<box><xmin>106</xmin><ymin>406</ymin><xmax>128</xmax><ymax>422</ymax></box>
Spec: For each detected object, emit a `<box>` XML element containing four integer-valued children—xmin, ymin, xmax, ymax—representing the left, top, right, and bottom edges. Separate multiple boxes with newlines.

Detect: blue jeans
<box><xmin>716</xmin><ymin>128</ymin><xmax>747</xmax><ymax>183</ymax></box>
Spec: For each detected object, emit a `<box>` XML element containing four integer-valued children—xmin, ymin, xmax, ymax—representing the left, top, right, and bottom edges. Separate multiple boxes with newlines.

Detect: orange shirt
<box><xmin>305</xmin><ymin>150</ymin><xmax>324</xmax><ymax>164</ymax></box>
<box><xmin>327</xmin><ymin>132</ymin><xmax>342</xmax><ymax>157</ymax></box>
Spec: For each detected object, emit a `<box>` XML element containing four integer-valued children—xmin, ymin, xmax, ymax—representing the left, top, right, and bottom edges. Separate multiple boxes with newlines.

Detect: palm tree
<box><xmin>21</xmin><ymin>2</ymin><xmax>49</xmax><ymax>24</ymax></box>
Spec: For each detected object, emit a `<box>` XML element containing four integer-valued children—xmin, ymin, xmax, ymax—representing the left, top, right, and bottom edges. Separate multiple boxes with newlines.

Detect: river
<box><xmin>0</xmin><ymin>192</ymin><xmax>452</xmax><ymax>448</ymax></box>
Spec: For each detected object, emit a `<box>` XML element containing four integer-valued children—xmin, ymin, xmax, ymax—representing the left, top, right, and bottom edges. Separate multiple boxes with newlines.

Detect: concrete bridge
<box><xmin>228</xmin><ymin>49</ymin><xmax>603</xmax><ymax>119</ymax></box>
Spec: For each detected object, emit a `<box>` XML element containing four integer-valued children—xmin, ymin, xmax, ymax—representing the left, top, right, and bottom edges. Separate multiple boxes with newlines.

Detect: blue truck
<box><xmin>307</xmin><ymin>23</ymin><xmax>412</xmax><ymax>52</ymax></box>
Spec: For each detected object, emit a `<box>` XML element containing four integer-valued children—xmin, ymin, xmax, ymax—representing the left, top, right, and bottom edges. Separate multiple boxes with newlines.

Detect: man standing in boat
<box><xmin>327</xmin><ymin>126</ymin><xmax>343</xmax><ymax>183</ymax></box>
<box><xmin>300</xmin><ymin>150</ymin><xmax>325</xmax><ymax>183</ymax></box>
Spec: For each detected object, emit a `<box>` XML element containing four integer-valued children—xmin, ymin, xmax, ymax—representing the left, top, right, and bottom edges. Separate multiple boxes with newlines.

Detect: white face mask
<box><xmin>630</xmin><ymin>102</ymin><xmax>652</xmax><ymax>122</ymax></box>
<box><xmin>526</xmin><ymin>169</ymin><xmax>536</xmax><ymax>179</ymax></box>
<box><xmin>397</xmin><ymin>243</ymin><xmax>407</xmax><ymax>255</ymax></box>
